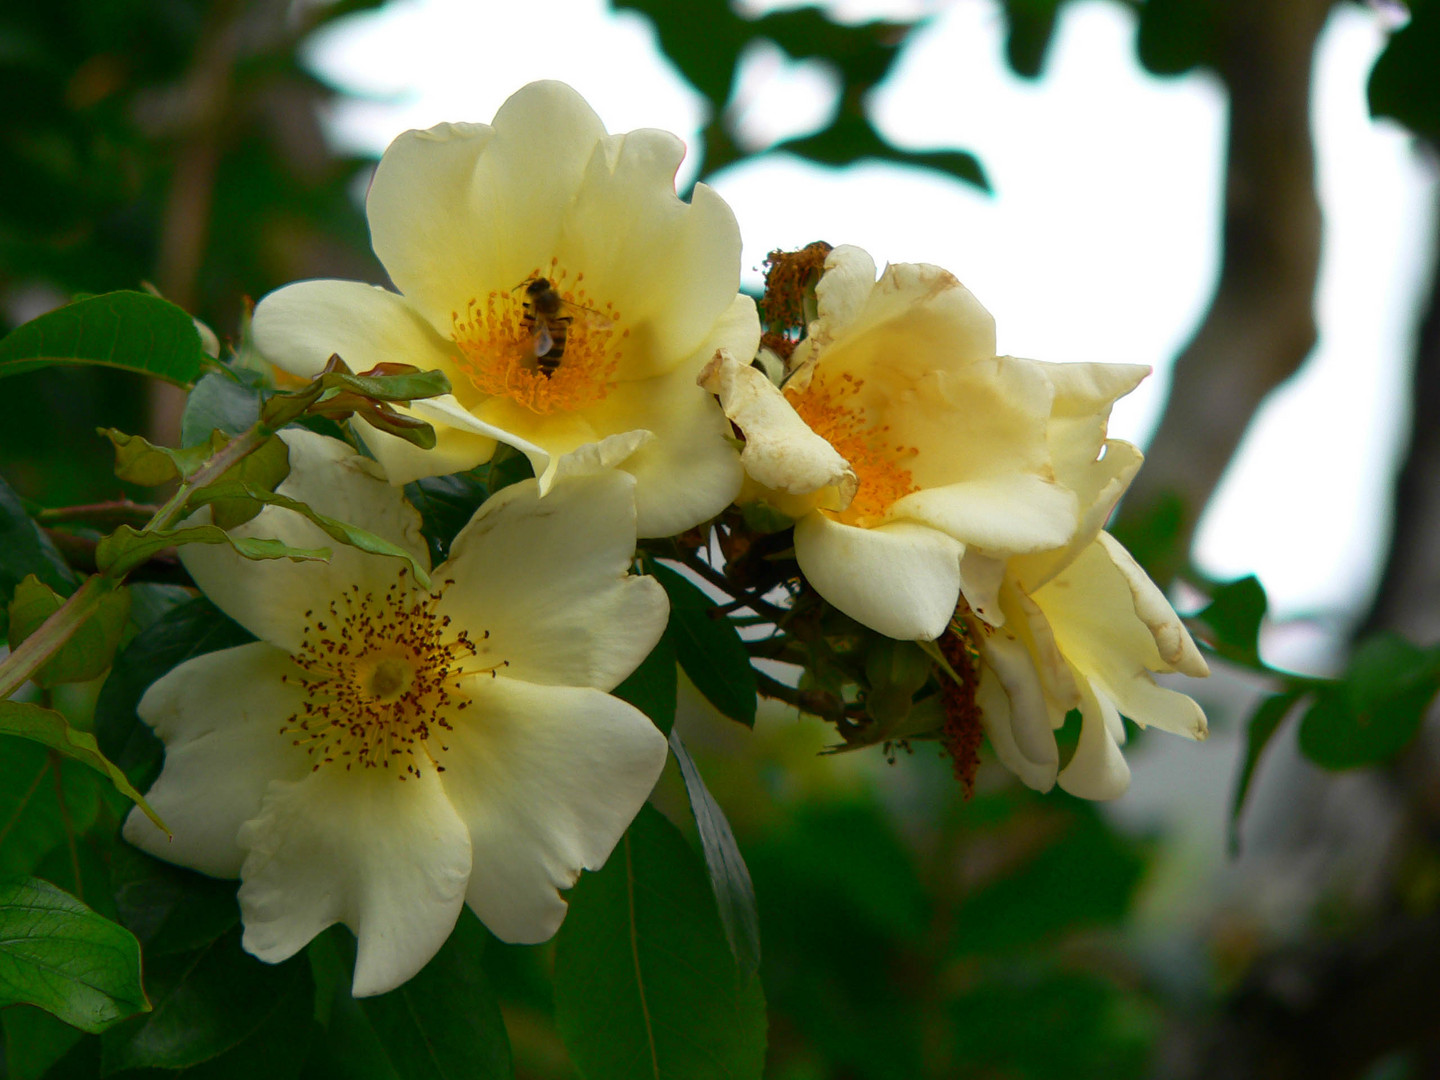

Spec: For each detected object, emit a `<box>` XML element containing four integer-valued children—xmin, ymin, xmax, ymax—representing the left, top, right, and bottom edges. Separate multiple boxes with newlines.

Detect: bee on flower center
<box><xmin>516</xmin><ymin>277</ymin><xmax>608</xmax><ymax>377</ymax></box>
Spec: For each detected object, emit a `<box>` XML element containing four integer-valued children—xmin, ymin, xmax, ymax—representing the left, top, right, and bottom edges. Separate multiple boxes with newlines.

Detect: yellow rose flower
<box><xmin>124</xmin><ymin>430</ymin><xmax>670</xmax><ymax>994</ymax></box>
<box><xmin>252</xmin><ymin>81</ymin><xmax>757</xmax><ymax>538</ymax></box>
<box><xmin>702</xmin><ymin>244</ymin><xmax>1147</xmax><ymax>641</ymax></box>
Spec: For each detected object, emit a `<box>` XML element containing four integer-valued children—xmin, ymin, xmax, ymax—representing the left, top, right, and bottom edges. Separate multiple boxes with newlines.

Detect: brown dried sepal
<box><xmin>938</xmin><ymin>622</ymin><xmax>984</xmax><ymax>798</ymax></box>
<box><xmin>761</xmin><ymin>241</ymin><xmax>833</xmax><ymax>338</ymax></box>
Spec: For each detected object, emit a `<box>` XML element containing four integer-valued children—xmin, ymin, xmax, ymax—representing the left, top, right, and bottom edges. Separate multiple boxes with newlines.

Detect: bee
<box><xmin>516</xmin><ymin>277</ymin><xmax>606</xmax><ymax>377</ymax></box>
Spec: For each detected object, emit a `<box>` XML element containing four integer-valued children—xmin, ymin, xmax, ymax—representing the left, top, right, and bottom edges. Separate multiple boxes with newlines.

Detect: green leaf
<box><xmin>776</xmin><ymin>114</ymin><xmax>988</xmax><ymax>192</ymax></box>
<box><xmin>553</xmin><ymin>803</ymin><xmax>767</xmax><ymax>1080</ymax></box>
<box><xmin>0</xmin><ymin>292</ymin><xmax>205</xmax><ymax>387</ymax></box>
<box><xmin>649</xmin><ymin>562</ymin><xmax>757</xmax><ymax>727</ymax></box>
<box><xmin>8</xmin><ymin>575</ymin><xmax>132</xmax><ymax>687</ymax></box>
<box><xmin>669</xmin><ymin>730</ymin><xmax>760</xmax><ymax>976</ymax></box>
<box><xmin>0</xmin><ymin>876</ymin><xmax>149</xmax><ymax>1033</ymax></box>
<box><xmin>0</xmin><ymin>739</ymin><xmax>107</xmax><ymax>879</ymax></box>
<box><xmin>0</xmin><ymin>475</ymin><xmax>80</xmax><ymax>603</ymax></box>
<box><xmin>203</xmin><ymin>439</ymin><xmax>293</xmax><ymax>531</ymax></box>
<box><xmin>406</xmin><ymin>471</ymin><xmax>491</xmax><ymax>566</ymax></box>
<box><xmin>614</xmin><ymin>632</ymin><xmax>678</xmax><ymax>735</ymax></box>
<box><xmin>356</xmin><ymin>911</ymin><xmax>513</xmax><ymax>1080</ymax></box>
<box><xmin>1369</xmin><ymin>1</ymin><xmax>1440</xmax><ymax>142</ymax></box>
<box><xmin>2</xmin><ymin>1005</ymin><xmax>87</xmax><ymax>1080</ymax></box>
<box><xmin>186</xmin><ymin>482</ymin><xmax>431</xmax><ymax>589</ymax></box>
<box><xmin>181</xmin><ymin>372</ymin><xmax>264</xmax><ymax>448</ymax></box>
<box><xmin>320</xmin><ymin>366</ymin><xmax>451</xmax><ymax>403</ymax></box>
<box><xmin>1135</xmin><ymin>0</ymin><xmax>1215</xmax><ymax>75</ymax></box>
<box><xmin>95</xmin><ymin>523</ymin><xmax>330</xmax><ymax>578</ymax></box>
<box><xmin>100</xmin><ymin>926</ymin><xmax>310</xmax><ymax>1072</ymax></box>
<box><xmin>100</xmin><ymin>428</ymin><xmax>217</xmax><ymax>487</ymax></box>
<box><xmin>1229</xmin><ymin>690</ymin><xmax>1303</xmax><ymax>854</ymax></box>
<box><xmin>0</xmin><ymin>701</ymin><xmax>165</xmax><ymax>832</ymax></box>
<box><xmin>1193</xmin><ymin>575</ymin><xmax>1267</xmax><ymax>667</ymax></box>
<box><xmin>94</xmin><ymin>595</ymin><xmax>254</xmax><ymax>793</ymax></box>
<box><xmin>110</xmin><ymin>845</ymin><xmax>239</xmax><ymax>959</ymax></box>
<box><xmin>1299</xmin><ymin>634</ymin><xmax>1440</xmax><ymax>769</ymax></box>
<box><xmin>951</xmin><ymin>806</ymin><xmax>1145</xmax><ymax>956</ymax></box>
<box><xmin>1000</xmin><ymin>0</ymin><xmax>1066</xmax><ymax>78</ymax></box>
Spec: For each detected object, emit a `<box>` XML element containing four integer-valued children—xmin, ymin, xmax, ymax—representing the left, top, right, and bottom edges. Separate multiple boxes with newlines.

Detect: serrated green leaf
<box><xmin>649</xmin><ymin>562</ymin><xmax>757</xmax><ymax>727</ymax></box>
<box><xmin>1229</xmin><ymin>690</ymin><xmax>1303</xmax><ymax>854</ymax></box>
<box><xmin>0</xmin><ymin>876</ymin><xmax>149</xmax><ymax>1033</ymax></box>
<box><xmin>181</xmin><ymin>372</ymin><xmax>264</xmax><ymax>448</ymax></box>
<box><xmin>554</xmin><ymin>804</ymin><xmax>767</xmax><ymax>1080</ymax></box>
<box><xmin>100</xmin><ymin>927</ymin><xmax>309</xmax><ymax>1073</ymax></box>
<box><xmin>95</xmin><ymin>523</ymin><xmax>329</xmax><ymax>578</ymax></box>
<box><xmin>187</xmin><ymin>482</ymin><xmax>431</xmax><ymax>589</ymax></box>
<box><xmin>0</xmin><ymin>292</ymin><xmax>204</xmax><ymax>387</ymax></box>
<box><xmin>1194</xmin><ymin>575</ymin><xmax>1267</xmax><ymax>667</ymax></box>
<box><xmin>8</xmin><ymin>575</ymin><xmax>131</xmax><ymax>687</ymax></box>
<box><xmin>1299</xmin><ymin>635</ymin><xmax>1440</xmax><ymax>770</ymax></box>
<box><xmin>670</xmin><ymin>730</ymin><xmax>761</xmax><ymax>976</ymax></box>
<box><xmin>614</xmin><ymin>632</ymin><xmax>678</xmax><ymax>735</ymax></box>
<box><xmin>0</xmin><ymin>701</ymin><xmax>164</xmax><ymax>832</ymax></box>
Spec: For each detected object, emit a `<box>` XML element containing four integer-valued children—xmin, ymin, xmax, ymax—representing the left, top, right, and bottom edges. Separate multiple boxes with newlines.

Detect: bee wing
<box><xmin>532</xmin><ymin>323</ymin><xmax>555</xmax><ymax>357</ymax></box>
<box><xmin>558</xmin><ymin>299</ymin><xmax>611</xmax><ymax>331</ymax></box>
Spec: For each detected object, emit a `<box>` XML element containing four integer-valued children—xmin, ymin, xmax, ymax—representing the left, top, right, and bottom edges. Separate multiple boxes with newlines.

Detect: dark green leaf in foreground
<box><xmin>101</xmin><ymin>926</ymin><xmax>309</xmax><ymax>1072</ymax></box>
<box><xmin>2</xmin><ymin>1004</ymin><xmax>87</xmax><ymax>1080</ymax></box>
<box><xmin>0</xmin><ymin>702</ymin><xmax>163</xmax><ymax>831</ymax></box>
<box><xmin>649</xmin><ymin>562</ymin><xmax>757</xmax><ymax>727</ymax></box>
<box><xmin>1369</xmin><ymin>0</ymin><xmax>1440</xmax><ymax>143</ymax></box>
<box><xmin>0</xmin><ymin>474</ymin><xmax>79</xmax><ymax>606</ymax></box>
<box><xmin>357</xmin><ymin>910</ymin><xmax>512</xmax><ymax>1080</ymax></box>
<box><xmin>0</xmin><ymin>876</ymin><xmax>149</xmax><ymax>1033</ymax></box>
<box><xmin>0</xmin><ymin>291</ymin><xmax>205</xmax><ymax>386</ymax></box>
<box><xmin>94</xmin><ymin>595</ymin><xmax>254</xmax><ymax>792</ymax></box>
<box><xmin>1229</xmin><ymin>689</ymin><xmax>1303</xmax><ymax>853</ymax></box>
<box><xmin>614</xmin><ymin>632</ymin><xmax>678</xmax><ymax>736</ymax></box>
<box><xmin>1299</xmin><ymin>634</ymin><xmax>1440</xmax><ymax>770</ymax></box>
<box><xmin>1193</xmin><ymin>575</ymin><xmax>1267</xmax><ymax>667</ymax></box>
<box><xmin>7</xmin><ymin>575</ymin><xmax>132</xmax><ymax>687</ymax></box>
<box><xmin>670</xmin><ymin>730</ymin><xmax>761</xmax><ymax>975</ymax></box>
<box><xmin>182</xmin><ymin>371</ymin><xmax>266</xmax><ymax>448</ymax></box>
<box><xmin>554</xmin><ymin>803</ymin><xmax>767</xmax><ymax>1080</ymax></box>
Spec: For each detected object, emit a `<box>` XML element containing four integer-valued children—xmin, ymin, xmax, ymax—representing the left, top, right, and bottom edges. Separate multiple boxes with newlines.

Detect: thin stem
<box><xmin>36</xmin><ymin>500</ymin><xmax>160</xmax><ymax>529</ymax></box>
<box><xmin>0</xmin><ymin>575</ymin><xmax>114</xmax><ymax>700</ymax></box>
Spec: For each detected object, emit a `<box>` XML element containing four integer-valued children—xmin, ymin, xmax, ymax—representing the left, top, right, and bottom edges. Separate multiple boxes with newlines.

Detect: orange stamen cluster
<box><xmin>450</xmin><ymin>258</ymin><xmax>627</xmax><ymax>415</ymax></box>
<box><xmin>938</xmin><ymin>618</ymin><xmax>984</xmax><ymax>798</ymax></box>
<box><xmin>278</xmin><ymin>570</ymin><xmax>503</xmax><ymax>779</ymax></box>
<box><xmin>786</xmin><ymin>371</ymin><xmax>918</xmax><ymax>525</ymax></box>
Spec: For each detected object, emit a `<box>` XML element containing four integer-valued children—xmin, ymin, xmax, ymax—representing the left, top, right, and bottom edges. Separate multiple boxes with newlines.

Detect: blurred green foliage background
<box><xmin>3</xmin><ymin>0</ymin><xmax>1440</xmax><ymax>1077</ymax></box>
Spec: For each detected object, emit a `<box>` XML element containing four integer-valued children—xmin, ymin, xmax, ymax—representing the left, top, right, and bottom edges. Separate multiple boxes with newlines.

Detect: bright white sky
<box><xmin>307</xmin><ymin>0</ymin><xmax>1436</xmax><ymax>636</ymax></box>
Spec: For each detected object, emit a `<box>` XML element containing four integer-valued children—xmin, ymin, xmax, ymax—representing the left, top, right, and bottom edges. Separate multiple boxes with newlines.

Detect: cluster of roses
<box><xmin>127</xmin><ymin>82</ymin><xmax>1206</xmax><ymax>996</ymax></box>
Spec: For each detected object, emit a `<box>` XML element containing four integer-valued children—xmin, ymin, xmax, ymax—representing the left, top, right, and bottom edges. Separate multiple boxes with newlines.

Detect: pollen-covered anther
<box><xmin>278</xmin><ymin>576</ymin><xmax>503</xmax><ymax>779</ymax></box>
<box><xmin>449</xmin><ymin>257</ymin><xmax>627</xmax><ymax>415</ymax></box>
<box><xmin>786</xmin><ymin>371</ymin><xmax>918</xmax><ymax>525</ymax></box>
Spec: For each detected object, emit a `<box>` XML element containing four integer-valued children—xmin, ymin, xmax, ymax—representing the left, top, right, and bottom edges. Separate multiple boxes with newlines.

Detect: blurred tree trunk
<box><xmin>1360</xmin><ymin>183</ymin><xmax>1440</xmax><ymax>644</ymax></box>
<box><xmin>1115</xmin><ymin>0</ymin><xmax>1333</xmax><ymax>585</ymax></box>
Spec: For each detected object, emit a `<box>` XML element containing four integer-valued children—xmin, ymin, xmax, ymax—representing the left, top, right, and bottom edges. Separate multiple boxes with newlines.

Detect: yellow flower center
<box><xmin>450</xmin><ymin>259</ymin><xmax>627</xmax><ymax>415</ymax></box>
<box><xmin>279</xmin><ymin>571</ymin><xmax>505</xmax><ymax>778</ymax></box>
<box><xmin>785</xmin><ymin>371</ymin><xmax>918</xmax><ymax>526</ymax></box>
